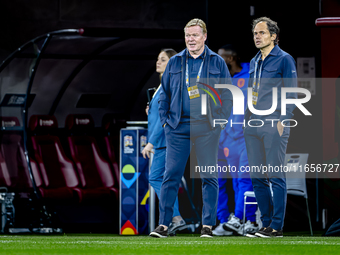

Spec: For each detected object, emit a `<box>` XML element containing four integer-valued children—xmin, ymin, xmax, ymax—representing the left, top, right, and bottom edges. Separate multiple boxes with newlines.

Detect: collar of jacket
<box><xmin>254</xmin><ymin>44</ymin><xmax>281</xmax><ymax>60</ymax></box>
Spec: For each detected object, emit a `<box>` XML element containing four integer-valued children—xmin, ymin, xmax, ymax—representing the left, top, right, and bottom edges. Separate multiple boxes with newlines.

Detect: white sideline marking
<box><xmin>0</xmin><ymin>240</ymin><xmax>340</xmax><ymax>245</ymax></box>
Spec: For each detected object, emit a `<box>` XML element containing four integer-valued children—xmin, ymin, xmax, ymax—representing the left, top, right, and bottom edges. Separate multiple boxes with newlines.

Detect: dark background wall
<box><xmin>0</xmin><ymin>0</ymin><xmax>325</xmax><ymax>63</ymax></box>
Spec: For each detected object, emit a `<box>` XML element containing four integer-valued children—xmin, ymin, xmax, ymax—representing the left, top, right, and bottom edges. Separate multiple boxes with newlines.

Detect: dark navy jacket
<box><xmin>245</xmin><ymin>45</ymin><xmax>297</xmax><ymax>123</ymax></box>
<box><xmin>159</xmin><ymin>46</ymin><xmax>233</xmax><ymax>129</ymax></box>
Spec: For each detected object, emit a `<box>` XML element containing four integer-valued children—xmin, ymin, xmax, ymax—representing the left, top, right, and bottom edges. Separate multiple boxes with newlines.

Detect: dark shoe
<box><xmin>247</xmin><ymin>227</ymin><xmax>265</xmax><ymax>238</ymax></box>
<box><xmin>255</xmin><ymin>227</ymin><xmax>283</xmax><ymax>238</ymax></box>
<box><xmin>149</xmin><ymin>226</ymin><xmax>168</xmax><ymax>238</ymax></box>
<box><xmin>168</xmin><ymin>219</ymin><xmax>186</xmax><ymax>235</ymax></box>
<box><xmin>200</xmin><ymin>227</ymin><xmax>213</xmax><ymax>238</ymax></box>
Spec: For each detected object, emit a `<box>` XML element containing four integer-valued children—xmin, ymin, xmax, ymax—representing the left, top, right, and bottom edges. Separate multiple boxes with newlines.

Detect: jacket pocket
<box><xmin>169</xmin><ymin>67</ymin><xmax>181</xmax><ymax>88</ymax></box>
<box><xmin>262</xmin><ymin>66</ymin><xmax>278</xmax><ymax>77</ymax></box>
<box><xmin>209</xmin><ymin>68</ymin><xmax>221</xmax><ymax>77</ymax></box>
<box><xmin>262</xmin><ymin>66</ymin><xmax>279</xmax><ymax>85</ymax></box>
<box><xmin>208</xmin><ymin>68</ymin><xmax>221</xmax><ymax>90</ymax></box>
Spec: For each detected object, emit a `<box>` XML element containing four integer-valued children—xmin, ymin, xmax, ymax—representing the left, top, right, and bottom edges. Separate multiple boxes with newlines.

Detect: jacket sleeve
<box><xmin>279</xmin><ymin>55</ymin><xmax>298</xmax><ymax>123</ymax></box>
<box><xmin>158</xmin><ymin>58</ymin><xmax>172</xmax><ymax>127</ymax></box>
<box><xmin>148</xmin><ymin>92</ymin><xmax>165</xmax><ymax>146</ymax></box>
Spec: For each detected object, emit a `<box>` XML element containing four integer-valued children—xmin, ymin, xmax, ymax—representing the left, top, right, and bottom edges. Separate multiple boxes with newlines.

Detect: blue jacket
<box><xmin>148</xmin><ymin>86</ymin><xmax>166</xmax><ymax>149</ymax></box>
<box><xmin>220</xmin><ymin>62</ymin><xmax>250</xmax><ymax>143</ymax></box>
<box><xmin>245</xmin><ymin>45</ymin><xmax>297</xmax><ymax>123</ymax></box>
<box><xmin>159</xmin><ymin>46</ymin><xmax>233</xmax><ymax>129</ymax></box>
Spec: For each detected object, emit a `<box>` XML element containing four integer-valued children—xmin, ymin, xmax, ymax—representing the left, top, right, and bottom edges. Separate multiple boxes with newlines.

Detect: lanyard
<box><xmin>252</xmin><ymin>54</ymin><xmax>263</xmax><ymax>91</ymax></box>
<box><xmin>185</xmin><ymin>49</ymin><xmax>206</xmax><ymax>88</ymax></box>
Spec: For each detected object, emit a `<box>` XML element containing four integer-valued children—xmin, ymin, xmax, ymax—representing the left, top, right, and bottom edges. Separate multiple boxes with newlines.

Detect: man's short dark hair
<box><xmin>219</xmin><ymin>44</ymin><xmax>238</xmax><ymax>56</ymax></box>
<box><xmin>219</xmin><ymin>44</ymin><xmax>241</xmax><ymax>66</ymax></box>
<box><xmin>252</xmin><ymin>17</ymin><xmax>280</xmax><ymax>45</ymax></box>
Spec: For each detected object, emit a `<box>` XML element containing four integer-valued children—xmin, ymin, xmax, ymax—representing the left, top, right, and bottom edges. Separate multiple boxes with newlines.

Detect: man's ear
<box><xmin>271</xmin><ymin>33</ymin><xmax>277</xmax><ymax>42</ymax></box>
<box><xmin>204</xmin><ymin>33</ymin><xmax>207</xmax><ymax>42</ymax></box>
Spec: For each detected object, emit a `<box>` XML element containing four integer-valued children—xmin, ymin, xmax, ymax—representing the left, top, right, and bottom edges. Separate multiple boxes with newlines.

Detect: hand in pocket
<box><xmin>277</xmin><ymin>121</ymin><xmax>284</xmax><ymax>136</ymax></box>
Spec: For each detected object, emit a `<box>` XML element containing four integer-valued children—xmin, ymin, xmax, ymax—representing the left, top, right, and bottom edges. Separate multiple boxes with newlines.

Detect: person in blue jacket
<box><xmin>142</xmin><ymin>49</ymin><xmax>186</xmax><ymax>235</ymax></box>
<box><xmin>244</xmin><ymin>17</ymin><xmax>297</xmax><ymax>238</ymax></box>
<box><xmin>149</xmin><ymin>18</ymin><xmax>233</xmax><ymax>238</ymax></box>
<box><xmin>213</xmin><ymin>44</ymin><xmax>258</xmax><ymax>236</ymax></box>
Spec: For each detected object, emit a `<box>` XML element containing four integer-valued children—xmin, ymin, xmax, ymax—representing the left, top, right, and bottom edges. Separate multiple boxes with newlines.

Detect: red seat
<box><xmin>29</xmin><ymin>115</ymin><xmax>79</xmax><ymax>201</ymax></box>
<box><xmin>65</xmin><ymin>114</ymin><xmax>118</xmax><ymax>202</ymax></box>
<box><xmin>104</xmin><ymin>136</ymin><xmax>119</xmax><ymax>187</ymax></box>
<box><xmin>102</xmin><ymin>114</ymin><xmax>126</xmax><ymax>188</ymax></box>
<box><xmin>0</xmin><ymin>151</ymin><xmax>11</xmax><ymax>187</ymax></box>
<box><xmin>0</xmin><ymin>117</ymin><xmax>42</xmax><ymax>192</ymax></box>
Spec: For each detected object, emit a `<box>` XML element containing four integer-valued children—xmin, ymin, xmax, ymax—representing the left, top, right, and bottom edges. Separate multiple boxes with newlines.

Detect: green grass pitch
<box><xmin>0</xmin><ymin>234</ymin><xmax>340</xmax><ymax>255</ymax></box>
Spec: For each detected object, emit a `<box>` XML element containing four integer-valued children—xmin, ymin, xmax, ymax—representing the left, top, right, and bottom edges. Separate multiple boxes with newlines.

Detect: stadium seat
<box><xmin>103</xmin><ymin>136</ymin><xmax>119</xmax><ymax>187</ymax></box>
<box><xmin>65</xmin><ymin>114</ymin><xmax>118</xmax><ymax>203</ymax></box>
<box><xmin>243</xmin><ymin>154</ymin><xmax>313</xmax><ymax>236</ymax></box>
<box><xmin>243</xmin><ymin>191</ymin><xmax>258</xmax><ymax>235</ymax></box>
<box><xmin>285</xmin><ymin>153</ymin><xmax>313</xmax><ymax>236</ymax></box>
<box><xmin>103</xmin><ymin>115</ymin><xmax>120</xmax><ymax>186</ymax></box>
<box><xmin>0</xmin><ymin>117</ymin><xmax>42</xmax><ymax>192</ymax></box>
<box><xmin>102</xmin><ymin>114</ymin><xmax>126</xmax><ymax>187</ymax></box>
<box><xmin>0</xmin><ymin>151</ymin><xmax>11</xmax><ymax>187</ymax></box>
<box><xmin>29</xmin><ymin>115</ymin><xmax>80</xmax><ymax>201</ymax></box>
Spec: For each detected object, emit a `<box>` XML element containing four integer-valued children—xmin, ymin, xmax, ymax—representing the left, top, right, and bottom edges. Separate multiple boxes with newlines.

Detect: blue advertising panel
<box><xmin>137</xmin><ymin>129</ymin><xmax>149</xmax><ymax>234</ymax></box>
<box><xmin>120</xmin><ymin>128</ymin><xmax>149</xmax><ymax>235</ymax></box>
